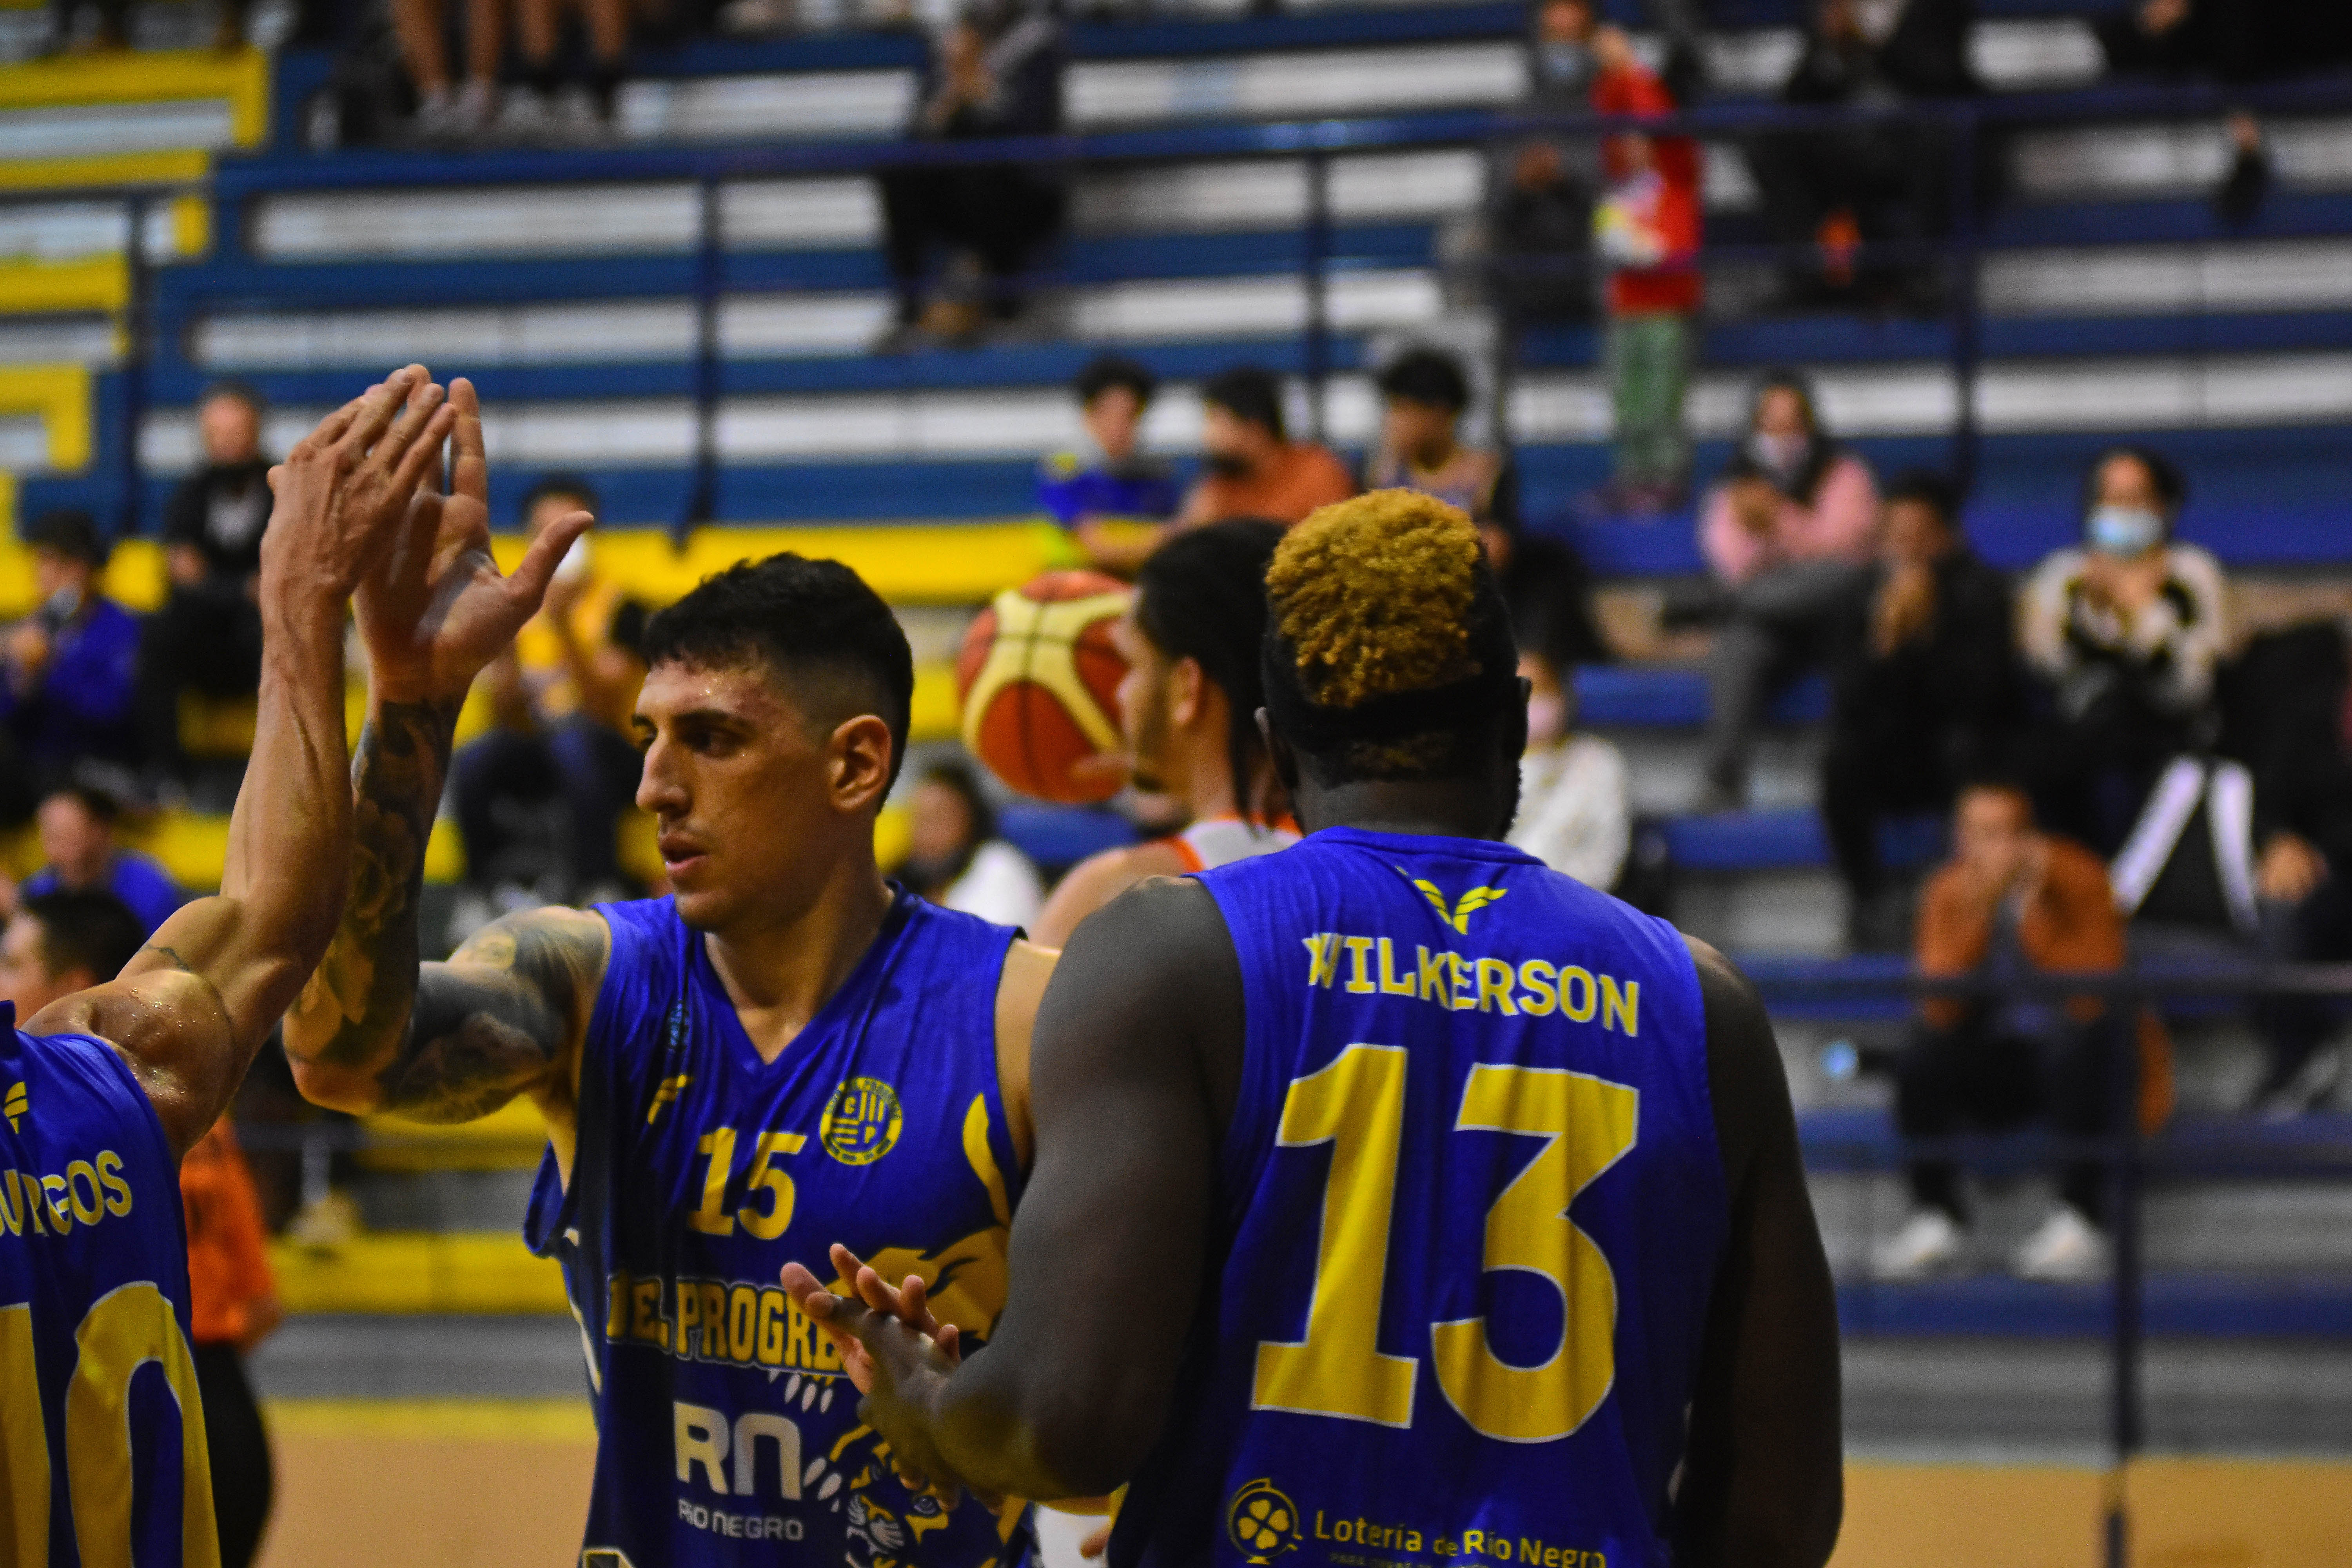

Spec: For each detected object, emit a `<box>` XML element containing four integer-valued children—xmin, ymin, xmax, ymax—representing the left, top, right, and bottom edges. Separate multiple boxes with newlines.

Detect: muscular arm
<box><xmin>1670</xmin><ymin>938</ymin><xmax>1843</xmax><ymax>1568</ymax></box>
<box><xmin>283</xmin><ymin>693</ymin><xmax>607</xmax><ymax>1127</ymax></box>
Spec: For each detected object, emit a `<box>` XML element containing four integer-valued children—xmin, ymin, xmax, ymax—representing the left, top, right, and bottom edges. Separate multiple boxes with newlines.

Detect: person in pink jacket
<box><xmin>1696</xmin><ymin>369</ymin><xmax>1879</xmax><ymax>808</ymax></box>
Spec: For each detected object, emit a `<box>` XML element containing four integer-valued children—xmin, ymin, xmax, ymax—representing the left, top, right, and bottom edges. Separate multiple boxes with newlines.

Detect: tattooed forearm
<box><xmin>373</xmin><ymin>912</ymin><xmax>604</xmax><ymax>1120</ymax></box>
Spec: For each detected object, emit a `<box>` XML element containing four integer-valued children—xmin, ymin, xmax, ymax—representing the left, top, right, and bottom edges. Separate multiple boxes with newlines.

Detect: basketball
<box><xmin>956</xmin><ymin>570</ymin><xmax>1133</xmax><ymax>804</ymax></box>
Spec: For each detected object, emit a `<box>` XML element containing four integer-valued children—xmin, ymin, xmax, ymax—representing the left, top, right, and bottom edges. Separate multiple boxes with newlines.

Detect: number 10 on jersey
<box><xmin>1251</xmin><ymin>1045</ymin><xmax>1638</xmax><ymax>1443</ymax></box>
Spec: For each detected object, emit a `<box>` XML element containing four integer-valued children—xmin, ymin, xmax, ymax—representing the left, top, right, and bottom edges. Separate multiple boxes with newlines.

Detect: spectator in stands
<box><xmin>1822</xmin><ymin>471</ymin><xmax>2019</xmax><ymax>948</ymax></box>
<box><xmin>1697</xmin><ymin>370</ymin><xmax>1879</xmax><ymax>810</ymax></box>
<box><xmin>877</xmin><ymin>0</ymin><xmax>1067</xmax><ymax>348</ymax></box>
<box><xmin>1509</xmin><ymin>650</ymin><xmax>1630</xmax><ymax>890</ymax></box>
<box><xmin>450</xmin><ymin>477</ymin><xmax>647</xmax><ymax>925</ymax></box>
<box><xmin>2020</xmin><ymin>446</ymin><xmax>2230</xmax><ymax>855</ymax></box>
<box><xmin>902</xmin><ymin>759</ymin><xmax>1044</xmax><ymax>929</ymax></box>
<box><xmin>0</xmin><ymin>509</ymin><xmax>142</xmax><ymax>819</ymax></box>
<box><xmin>1038</xmin><ymin>354</ymin><xmax>1179</xmax><ymax>575</ymax></box>
<box><xmin>48</xmin><ymin>0</ymin><xmax>127</xmax><ymax>52</ymax></box>
<box><xmin>392</xmin><ymin>0</ymin><xmax>508</xmax><ymax>139</ymax></box>
<box><xmin>1747</xmin><ymin>0</ymin><xmax>1977</xmax><ymax>312</ymax></box>
<box><xmin>181</xmin><ymin>1119</ymin><xmax>280</xmax><ymax>1568</ymax></box>
<box><xmin>1176</xmin><ymin>366</ymin><xmax>1354</xmax><ymax>527</ymax></box>
<box><xmin>142</xmin><ymin>382</ymin><xmax>270</xmax><ymax>790</ymax></box>
<box><xmin>510</xmin><ymin>0</ymin><xmax>630</xmax><ymax>136</ymax></box>
<box><xmin>16</xmin><ymin>786</ymin><xmax>183</xmax><ymax>937</ymax></box>
<box><xmin>1875</xmin><ymin>781</ymin><xmax>2149</xmax><ymax>1282</ymax></box>
<box><xmin>1366</xmin><ymin>347</ymin><xmax>1519</xmax><ymax>528</ymax></box>
<box><xmin>0</xmin><ymin>888</ymin><xmax>144</xmax><ymax>1013</ymax></box>
<box><xmin>1590</xmin><ymin>29</ymin><xmax>1701</xmax><ymax>516</ymax></box>
<box><xmin>1493</xmin><ymin>0</ymin><xmax>1606</xmax><ymax>328</ymax></box>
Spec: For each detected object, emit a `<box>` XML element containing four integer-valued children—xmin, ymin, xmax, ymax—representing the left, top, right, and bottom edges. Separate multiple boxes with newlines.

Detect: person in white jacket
<box><xmin>1508</xmin><ymin>649</ymin><xmax>1630</xmax><ymax>891</ymax></box>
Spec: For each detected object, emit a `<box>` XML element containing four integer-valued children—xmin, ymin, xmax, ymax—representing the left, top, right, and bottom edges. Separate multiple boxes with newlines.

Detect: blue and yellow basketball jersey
<box><xmin>527</xmin><ymin>892</ymin><xmax>1034</xmax><ymax>1568</ymax></box>
<box><xmin>1116</xmin><ymin>828</ymin><xmax>1727</xmax><ymax>1568</ymax></box>
<box><xmin>0</xmin><ymin>1005</ymin><xmax>218</xmax><ymax>1568</ymax></box>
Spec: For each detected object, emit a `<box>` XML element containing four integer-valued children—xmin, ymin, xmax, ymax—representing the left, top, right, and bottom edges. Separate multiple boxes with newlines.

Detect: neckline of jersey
<box><xmin>1308</xmin><ymin>824</ymin><xmax>1544</xmax><ymax>866</ymax></box>
<box><xmin>686</xmin><ymin>886</ymin><xmax>920</xmax><ymax>1072</ymax></box>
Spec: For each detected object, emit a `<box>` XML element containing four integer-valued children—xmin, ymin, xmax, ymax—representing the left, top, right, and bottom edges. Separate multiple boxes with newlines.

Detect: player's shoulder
<box><xmin>1033</xmin><ymin>838</ymin><xmax>1189</xmax><ymax>947</ymax></box>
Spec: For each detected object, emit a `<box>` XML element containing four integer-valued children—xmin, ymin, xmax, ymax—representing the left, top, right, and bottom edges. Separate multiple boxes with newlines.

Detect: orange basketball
<box><xmin>956</xmin><ymin>570</ymin><xmax>1132</xmax><ymax>804</ymax></box>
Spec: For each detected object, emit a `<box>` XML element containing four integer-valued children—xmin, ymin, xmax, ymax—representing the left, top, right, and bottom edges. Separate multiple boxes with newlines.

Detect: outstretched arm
<box><xmin>1670</xmin><ymin>938</ymin><xmax>1843</xmax><ymax>1568</ymax></box>
<box><xmin>283</xmin><ymin>376</ymin><xmax>603</xmax><ymax>1126</ymax></box>
<box><xmin>35</xmin><ymin>369</ymin><xmax>454</xmax><ymax>1158</ymax></box>
<box><xmin>788</xmin><ymin>877</ymin><xmax>1239</xmax><ymax>1501</ymax></box>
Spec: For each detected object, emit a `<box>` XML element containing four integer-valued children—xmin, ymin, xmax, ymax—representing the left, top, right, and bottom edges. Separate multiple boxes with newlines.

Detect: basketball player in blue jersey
<box><xmin>0</xmin><ymin>367</ymin><xmax>528</xmax><ymax>1567</ymax></box>
<box><xmin>791</xmin><ymin>490</ymin><xmax>1845</xmax><ymax>1568</ymax></box>
<box><xmin>285</xmin><ymin>411</ymin><xmax>1056</xmax><ymax>1568</ymax></box>
<box><xmin>1034</xmin><ymin>519</ymin><xmax>1296</xmax><ymax>949</ymax></box>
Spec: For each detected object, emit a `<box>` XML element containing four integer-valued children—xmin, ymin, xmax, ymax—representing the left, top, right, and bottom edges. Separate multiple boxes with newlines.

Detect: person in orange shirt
<box><xmin>182</xmin><ymin>1119</ymin><xmax>283</xmax><ymax>1568</ymax></box>
<box><xmin>1174</xmin><ymin>365</ymin><xmax>1355</xmax><ymax>526</ymax></box>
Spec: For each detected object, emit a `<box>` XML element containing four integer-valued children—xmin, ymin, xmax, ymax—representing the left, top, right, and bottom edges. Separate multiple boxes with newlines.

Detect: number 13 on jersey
<box><xmin>1251</xmin><ymin>1045</ymin><xmax>1639</xmax><ymax>1443</ymax></box>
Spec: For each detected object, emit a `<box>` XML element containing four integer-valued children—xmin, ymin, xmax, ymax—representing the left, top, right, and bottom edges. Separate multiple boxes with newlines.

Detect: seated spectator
<box><xmin>1508</xmin><ymin>650</ymin><xmax>1630</xmax><ymax>891</ymax></box>
<box><xmin>2020</xmin><ymin>446</ymin><xmax>2230</xmax><ymax>856</ymax></box>
<box><xmin>1038</xmin><ymin>354</ymin><xmax>1179</xmax><ymax>576</ymax></box>
<box><xmin>1822</xmin><ymin>472</ymin><xmax>2019</xmax><ymax>947</ymax></box>
<box><xmin>1176</xmin><ymin>366</ymin><xmax>1354</xmax><ymax>527</ymax></box>
<box><xmin>451</xmin><ymin>478</ymin><xmax>647</xmax><ymax>922</ymax></box>
<box><xmin>1874</xmin><ymin>782</ymin><xmax>2154</xmax><ymax>1282</ymax></box>
<box><xmin>1590</xmin><ymin>33</ymin><xmax>1702</xmax><ymax>516</ymax></box>
<box><xmin>1746</xmin><ymin>0</ymin><xmax>1976</xmax><ymax>312</ymax></box>
<box><xmin>1696</xmin><ymin>370</ymin><xmax>1879</xmax><ymax>809</ymax></box>
<box><xmin>392</xmin><ymin>0</ymin><xmax>508</xmax><ymax>139</ymax></box>
<box><xmin>0</xmin><ymin>887</ymin><xmax>145</xmax><ymax>1014</ymax></box>
<box><xmin>902</xmin><ymin>759</ymin><xmax>1043</xmax><ymax>929</ymax></box>
<box><xmin>17</xmin><ymin>786</ymin><xmax>184</xmax><ymax>937</ymax></box>
<box><xmin>142</xmin><ymin>382</ymin><xmax>270</xmax><ymax>790</ymax></box>
<box><xmin>0</xmin><ymin>509</ymin><xmax>142</xmax><ymax>819</ymax></box>
<box><xmin>511</xmin><ymin>0</ymin><xmax>629</xmax><ymax>136</ymax></box>
<box><xmin>877</xmin><ymin>0</ymin><xmax>1067</xmax><ymax>348</ymax></box>
<box><xmin>1366</xmin><ymin>347</ymin><xmax>1517</xmax><ymax>527</ymax></box>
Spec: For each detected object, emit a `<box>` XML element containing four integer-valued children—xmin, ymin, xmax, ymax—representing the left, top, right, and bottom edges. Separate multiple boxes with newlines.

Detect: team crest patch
<box><xmin>821</xmin><ymin>1078</ymin><xmax>904</xmax><ymax>1166</ymax></box>
<box><xmin>3</xmin><ymin>1082</ymin><xmax>24</xmax><ymax>1132</ymax></box>
<box><xmin>1227</xmin><ymin>1479</ymin><xmax>1299</xmax><ymax>1564</ymax></box>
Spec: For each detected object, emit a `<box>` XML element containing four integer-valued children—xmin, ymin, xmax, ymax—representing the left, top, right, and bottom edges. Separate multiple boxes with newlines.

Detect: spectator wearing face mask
<box><xmin>1508</xmin><ymin>650</ymin><xmax>1630</xmax><ymax>891</ymax></box>
<box><xmin>1695</xmin><ymin>370</ymin><xmax>1880</xmax><ymax>809</ymax></box>
<box><xmin>2020</xmin><ymin>446</ymin><xmax>2230</xmax><ymax>855</ymax></box>
<box><xmin>1037</xmin><ymin>355</ymin><xmax>1179</xmax><ymax>576</ymax></box>
<box><xmin>0</xmin><ymin>510</ymin><xmax>142</xmax><ymax>821</ymax></box>
<box><xmin>1176</xmin><ymin>366</ymin><xmax>1355</xmax><ymax>528</ymax></box>
<box><xmin>902</xmin><ymin>759</ymin><xmax>1043</xmax><ymax>929</ymax></box>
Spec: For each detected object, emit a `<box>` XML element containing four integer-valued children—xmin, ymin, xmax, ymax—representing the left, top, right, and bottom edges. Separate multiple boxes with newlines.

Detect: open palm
<box><xmin>357</xmin><ymin>377</ymin><xmax>589</xmax><ymax>706</ymax></box>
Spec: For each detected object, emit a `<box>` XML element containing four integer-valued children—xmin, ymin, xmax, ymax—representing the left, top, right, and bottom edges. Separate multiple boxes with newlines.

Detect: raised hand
<box><xmin>262</xmin><ymin>368</ymin><xmax>454</xmax><ymax>605</ymax></box>
<box><xmin>357</xmin><ymin>376</ymin><xmax>590</xmax><ymax>706</ymax></box>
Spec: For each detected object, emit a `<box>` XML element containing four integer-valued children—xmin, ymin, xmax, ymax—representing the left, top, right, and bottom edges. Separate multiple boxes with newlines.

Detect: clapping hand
<box><xmin>782</xmin><ymin>1244</ymin><xmax>976</xmax><ymax>1506</ymax></box>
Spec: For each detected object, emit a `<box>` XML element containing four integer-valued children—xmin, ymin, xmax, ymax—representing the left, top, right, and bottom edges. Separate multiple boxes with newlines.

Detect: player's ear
<box><xmin>829</xmin><ymin>713</ymin><xmax>895</xmax><ymax>814</ymax></box>
<box><xmin>1170</xmin><ymin>656</ymin><xmax>1206</xmax><ymax>727</ymax></box>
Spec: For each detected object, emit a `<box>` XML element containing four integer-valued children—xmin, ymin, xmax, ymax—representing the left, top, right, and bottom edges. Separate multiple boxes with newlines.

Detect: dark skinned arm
<box><xmin>34</xmin><ymin>370</ymin><xmax>455</xmax><ymax>1158</ymax></box>
<box><xmin>1670</xmin><ymin>936</ymin><xmax>1844</xmax><ymax>1568</ymax></box>
<box><xmin>789</xmin><ymin>876</ymin><xmax>1238</xmax><ymax>1501</ymax></box>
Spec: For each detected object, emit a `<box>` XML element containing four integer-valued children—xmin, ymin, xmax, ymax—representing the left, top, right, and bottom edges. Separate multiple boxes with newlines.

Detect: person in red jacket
<box><xmin>1590</xmin><ymin>28</ymin><xmax>1702</xmax><ymax>514</ymax></box>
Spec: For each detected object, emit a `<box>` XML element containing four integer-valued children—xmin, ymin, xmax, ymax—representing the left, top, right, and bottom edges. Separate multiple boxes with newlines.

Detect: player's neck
<box><xmin>701</xmin><ymin>854</ymin><xmax>895</xmax><ymax>1062</ymax></box>
<box><xmin>1296</xmin><ymin>777</ymin><xmax>1508</xmax><ymax>842</ymax></box>
<box><xmin>1174</xmin><ymin>729</ymin><xmax>1241</xmax><ymax>823</ymax></box>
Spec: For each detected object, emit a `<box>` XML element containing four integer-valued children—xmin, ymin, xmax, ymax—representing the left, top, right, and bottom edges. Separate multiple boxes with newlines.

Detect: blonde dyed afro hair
<box><xmin>1264</xmin><ymin>488</ymin><xmax>1485</xmax><ymax>711</ymax></box>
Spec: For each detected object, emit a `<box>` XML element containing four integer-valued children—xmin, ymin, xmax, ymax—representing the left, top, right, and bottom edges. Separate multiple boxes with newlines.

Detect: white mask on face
<box><xmin>1747</xmin><ymin>430</ymin><xmax>1808</xmax><ymax>478</ymax></box>
<box><xmin>2086</xmin><ymin>505</ymin><xmax>2164</xmax><ymax>557</ymax></box>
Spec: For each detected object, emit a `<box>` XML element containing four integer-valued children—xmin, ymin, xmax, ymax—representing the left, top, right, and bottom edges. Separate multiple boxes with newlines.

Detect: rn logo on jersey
<box><xmin>1227</xmin><ymin>1479</ymin><xmax>1301</xmax><ymax>1564</ymax></box>
<box><xmin>3</xmin><ymin>1081</ymin><xmax>24</xmax><ymax>1132</ymax></box>
<box><xmin>820</xmin><ymin>1078</ymin><xmax>903</xmax><ymax>1166</ymax></box>
<box><xmin>1396</xmin><ymin>867</ymin><xmax>1509</xmax><ymax>934</ymax></box>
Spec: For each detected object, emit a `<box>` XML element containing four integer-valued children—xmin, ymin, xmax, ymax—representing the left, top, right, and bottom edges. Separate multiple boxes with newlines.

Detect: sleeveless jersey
<box><xmin>527</xmin><ymin>892</ymin><xmax>1034</xmax><ymax>1568</ymax></box>
<box><xmin>1116</xmin><ymin>828</ymin><xmax>1726</xmax><ymax>1568</ymax></box>
<box><xmin>1164</xmin><ymin>817</ymin><xmax>1301</xmax><ymax>876</ymax></box>
<box><xmin>0</xmin><ymin>1006</ymin><xmax>218</xmax><ymax>1568</ymax></box>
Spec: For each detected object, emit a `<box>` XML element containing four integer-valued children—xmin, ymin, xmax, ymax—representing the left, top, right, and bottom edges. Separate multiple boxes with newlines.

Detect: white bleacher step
<box><xmin>1983</xmin><ymin>238</ymin><xmax>2352</xmax><ymax>318</ymax></box>
<box><xmin>2014</xmin><ymin>116</ymin><xmax>2352</xmax><ymax>203</ymax></box>
<box><xmin>0</xmin><ymin>317</ymin><xmax>118</xmax><ymax>369</ymax></box>
<box><xmin>0</xmin><ymin>198</ymin><xmax>186</xmax><ymax>263</ymax></box>
<box><xmin>136</xmin><ymin>349</ymin><xmax>2352</xmax><ymax>473</ymax></box>
<box><xmin>0</xmin><ymin>99</ymin><xmax>234</xmax><ymax>160</ymax></box>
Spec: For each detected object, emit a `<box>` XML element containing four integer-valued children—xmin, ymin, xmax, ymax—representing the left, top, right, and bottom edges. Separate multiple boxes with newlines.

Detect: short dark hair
<box><xmin>21</xmin><ymin>509</ymin><xmax>106</xmax><ymax>568</ymax></box>
<box><xmin>641</xmin><ymin>554</ymin><xmax>915</xmax><ymax>789</ymax></box>
<box><xmin>918</xmin><ymin>758</ymin><xmax>996</xmax><ymax>847</ymax></box>
<box><xmin>1957</xmin><ymin>776</ymin><xmax>2036</xmax><ymax>824</ymax></box>
<box><xmin>44</xmin><ymin>785</ymin><xmax>120</xmax><ymax>827</ymax></box>
<box><xmin>19</xmin><ymin>890</ymin><xmax>146</xmax><ymax>987</ymax></box>
<box><xmin>1136</xmin><ymin>518</ymin><xmax>1286</xmax><ymax>821</ymax></box>
<box><xmin>1882</xmin><ymin>469</ymin><xmax>1964</xmax><ymax>529</ymax></box>
<box><xmin>199</xmin><ymin>379</ymin><xmax>265</xmax><ymax>418</ymax></box>
<box><xmin>2083</xmin><ymin>444</ymin><xmax>2186</xmax><ymax>518</ymax></box>
<box><xmin>521</xmin><ymin>473</ymin><xmax>599</xmax><ymax>521</ymax></box>
<box><xmin>1748</xmin><ymin>368</ymin><xmax>1824</xmax><ymax>436</ymax></box>
<box><xmin>1201</xmin><ymin>366</ymin><xmax>1286</xmax><ymax>442</ymax></box>
<box><xmin>1376</xmin><ymin>347</ymin><xmax>1471</xmax><ymax>414</ymax></box>
<box><xmin>1073</xmin><ymin>354</ymin><xmax>1156</xmax><ymax>410</ymax></box>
